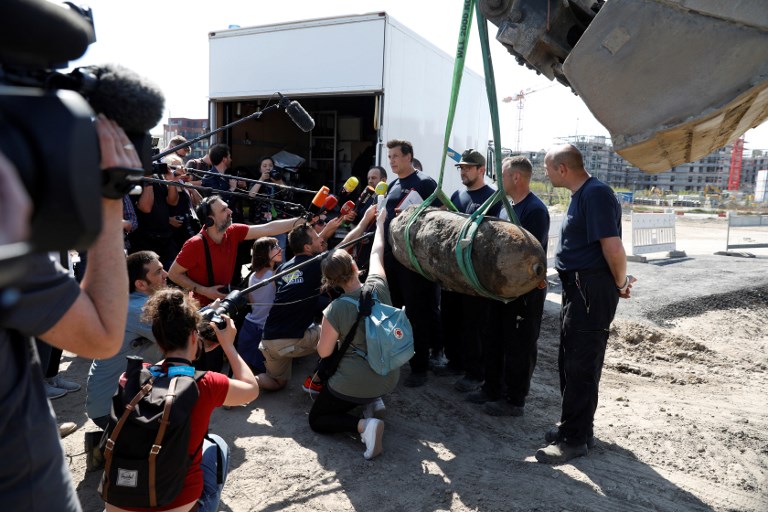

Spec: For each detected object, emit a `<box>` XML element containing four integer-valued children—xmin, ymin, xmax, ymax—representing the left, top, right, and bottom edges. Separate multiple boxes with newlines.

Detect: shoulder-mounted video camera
<box><xmin>0</xmin><ymin>0</ymin><xmax>164</xmax><ymax>255</ymax></box>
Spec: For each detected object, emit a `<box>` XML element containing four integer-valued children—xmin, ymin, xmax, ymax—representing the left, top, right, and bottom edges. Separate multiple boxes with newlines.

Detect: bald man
<box><xmin>536</xmin><ymin>144</ymin><xmax>636</xmax><ymax>464</ymax></box>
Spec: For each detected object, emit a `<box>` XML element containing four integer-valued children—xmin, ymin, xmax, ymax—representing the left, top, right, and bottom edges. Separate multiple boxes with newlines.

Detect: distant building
<box><xmin>549</xmin><ymin>135</ymin><xmax>767</xmax><ymax>194</ymax></box>
<box><xmin>162</xmin><ymin>118</ymin><xmax>209</xmax><ymax>160</ymax></box>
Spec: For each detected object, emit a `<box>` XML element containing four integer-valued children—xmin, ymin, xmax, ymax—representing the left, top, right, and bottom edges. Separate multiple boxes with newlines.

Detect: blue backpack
<box><xmin>339</xmin><ymin>289</ymin><xmax>414</xmax><ymax>376</ymax></box>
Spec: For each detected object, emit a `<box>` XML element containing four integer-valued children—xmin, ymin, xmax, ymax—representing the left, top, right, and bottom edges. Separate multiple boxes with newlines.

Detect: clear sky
<box><xmin>70</xmin><ymin>0</ymin><xmax>768</xmax><ymax>154</ymax></box>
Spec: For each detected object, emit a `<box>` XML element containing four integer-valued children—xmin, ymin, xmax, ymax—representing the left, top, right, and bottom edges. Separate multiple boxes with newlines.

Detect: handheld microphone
<box><xmin>357</xmin><ymin>185</ymin><xmax>376</xmax><ymax>205</ymax></box>
<box><xmin>340</xmin><ymin>200</ymin><xmax>355</xmax><ymax>216</ymax></box>
<box><xmin>307</xmin><ymin>186</ymin><xmax>330</xmax><ymax>219</ymax></box>
<box><xmin>341</xmin><ymin>176</ymin><xmax>359</xmax><ymax>195</ymax></box>
<box><xmin>319</xmin><ymin>195</ymin><xmax>338</xmax><ymax>216</ymax></box>
<box><xmin>375</xmin><ymin>181</ymin><xmax>389</xmax><ymax>196</ymax></box>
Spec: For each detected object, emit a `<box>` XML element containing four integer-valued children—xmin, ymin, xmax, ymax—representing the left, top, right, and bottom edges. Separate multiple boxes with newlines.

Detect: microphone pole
<box><xmin>200</xmin><ymin>232</ymin><xmax>375</xmax><ymax>328</ymax></box>
<box><xmin>154</xmin><ymin>92</ymin><xmax>300</xmax><ymax>161</ymax></box>
<box><xmin>139</xmin><ymin>176</ymin><xmax>307</xmax><ymax>214</ymax></box>
<box><xmin>178</xmin><ymin>167</ymin><xmax>316</xmax><ymax>195</ymax></box>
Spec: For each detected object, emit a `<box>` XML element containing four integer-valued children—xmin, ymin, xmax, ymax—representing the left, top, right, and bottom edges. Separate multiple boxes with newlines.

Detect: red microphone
<box><xmin>340</xmin><ymin>200</ymin><xmax>355</xmax><ymax>216</ymax></box>
<box><xmin>319</xmin><ymin>195</ymin><xmax>338</xmax><ymax>215</ymax></box>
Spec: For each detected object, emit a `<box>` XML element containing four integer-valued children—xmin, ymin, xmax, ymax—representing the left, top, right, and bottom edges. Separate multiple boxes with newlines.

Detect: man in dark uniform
<box><xmin>536</xmin><ymin>144</ymin><xmax>636</xmax><ymax>464</ymax></box>
<box><xmin>382</xmin><ymin>139</ymin><xmax>442</xmax><ymax>388</ymax></box>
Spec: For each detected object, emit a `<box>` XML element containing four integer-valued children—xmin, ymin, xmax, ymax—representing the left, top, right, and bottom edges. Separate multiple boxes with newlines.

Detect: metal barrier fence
<box><xmin>547</xmin><ymin>214</ymin><xmax>564</xmax><ymax>268</ymax></box>
<box><xmin>726</xmin><ymin>214</ymin><xmax>768</xmax><ymax>250</ymax></box>
<box><xmin>631</xmin><ymin>212</ymin><xmax>677</xmax><ymax>255</ymax></box>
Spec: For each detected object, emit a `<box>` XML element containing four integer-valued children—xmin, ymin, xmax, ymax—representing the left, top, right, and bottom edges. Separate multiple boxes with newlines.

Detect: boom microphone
<box><xmin>285</xmin><ymin>99</ymin><xmax>315</xmax><ymax>132</ymax></box>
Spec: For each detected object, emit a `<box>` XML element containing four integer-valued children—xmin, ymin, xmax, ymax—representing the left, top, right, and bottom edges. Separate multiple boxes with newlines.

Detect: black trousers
<box><xmin>308</xmin><ymin>386</ymin><xmax>360</xmax><ymax>434</ymax></box>
<box><xmin>384</xmin><ymin>252</ymin><xmax>441</xmax><ymax>374</ymax></box>
<box><xmin>483</xmin><ymin>286</ymin><xmax>546</xmax><ymax>404</ymax></box>
<box><xmin>557</xmin><ymin>269</ymin><xmax>619</xmax><ymax>445</ymax></box>
<box><xmin>442</xmin><ymin>291</ymin><xmax>491</xmax><ymax>380</ymax></box>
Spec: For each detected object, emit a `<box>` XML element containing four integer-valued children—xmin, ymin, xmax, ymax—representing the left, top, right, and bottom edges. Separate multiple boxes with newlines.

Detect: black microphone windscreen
<box><xmin>83</xmin><ymin>64</ymin><xmax>165</xmax><ymax>134</ymax></box>
<box><xmin>0</xmin><ymin>0</ymin><xmax>94</xmax><ymax>68</ymax></box>
<box><xmin>285</xmin><ymin>101</ymin><xmax>315</xmax><ymax>132</ymax></box>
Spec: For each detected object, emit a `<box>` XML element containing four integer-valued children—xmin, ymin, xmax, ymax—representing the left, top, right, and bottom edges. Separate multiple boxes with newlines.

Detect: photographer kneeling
<box><xmin>104</xmin><ymin>289</ymin><xmax>259</xmax><ymax>512</ymax></box>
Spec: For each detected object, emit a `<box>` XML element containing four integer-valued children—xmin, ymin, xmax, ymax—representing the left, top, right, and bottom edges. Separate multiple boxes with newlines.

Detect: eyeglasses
<box><xmin>271</xmin><ymin>244</ymin><xmax>282</xmax><ymax>251</ymax></box>
<box><xmin>314</xmin><ymin>219</ymin><xmax>327</xmax><ymax>226</ymax></box>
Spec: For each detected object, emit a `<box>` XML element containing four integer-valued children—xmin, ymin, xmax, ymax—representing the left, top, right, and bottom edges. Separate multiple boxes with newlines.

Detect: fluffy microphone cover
<box><xmin>86</xmin><ymin>63</ymin><xmax>165</xmax><ymax>133</ymax></box>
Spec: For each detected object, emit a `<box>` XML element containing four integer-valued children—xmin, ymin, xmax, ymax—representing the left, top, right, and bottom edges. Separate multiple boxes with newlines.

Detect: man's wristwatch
<box><xmin>617</xmin><ymin>276</ymin><xmax>631</xmax><ymax>293</ymax></box>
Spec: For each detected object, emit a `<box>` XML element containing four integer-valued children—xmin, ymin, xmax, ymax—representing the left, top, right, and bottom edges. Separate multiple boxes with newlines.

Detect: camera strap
<box><xmin>197</xmin><ymin>234</ymin><xmax>215</xmax><ymax>287</ymax></box>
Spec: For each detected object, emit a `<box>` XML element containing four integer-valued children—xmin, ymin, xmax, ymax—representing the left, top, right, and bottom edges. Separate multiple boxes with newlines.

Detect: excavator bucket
<box><xmin>482</xmin><ymin>0</ymin><xmax>768</xmax><ymax>173</ymax></box>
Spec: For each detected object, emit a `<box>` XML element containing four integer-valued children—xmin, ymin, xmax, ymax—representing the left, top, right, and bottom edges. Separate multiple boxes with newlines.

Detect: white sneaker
<box><xmin>361</xmin><ymin>418</ymin><xmax>384</xmax><ymax>460</ymax></box>
<box><xmin>362</xmin><ymin>398</ymin><xmax>386</xmax><ymax>419</ymax></box>
<box><xmin>46</xmin><ymin>375</ymin><xmax>81</xmax><ymax>393</ymax></box>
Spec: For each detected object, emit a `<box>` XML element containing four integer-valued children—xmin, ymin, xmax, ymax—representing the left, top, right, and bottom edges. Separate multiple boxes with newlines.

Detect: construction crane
<box><xmin>727</xmin><ymin>136</ymin><xmax>745</xmax><ymax>191</ymax></box>
<box><xmin>501</xmin><ymin>84</ymin><xmax>554</xmax><ymax>152</ymax></box>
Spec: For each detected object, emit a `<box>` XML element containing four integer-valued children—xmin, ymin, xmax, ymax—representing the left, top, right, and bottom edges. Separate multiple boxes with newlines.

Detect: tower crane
<box><xmin>502</xmin><ymin>84</ymin><xmax>554</xmax><ymax>152</ymax></box>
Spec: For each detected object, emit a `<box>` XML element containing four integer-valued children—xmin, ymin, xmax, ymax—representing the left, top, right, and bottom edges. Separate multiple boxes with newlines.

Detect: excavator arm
<box><xmin>480</xmin><ymin>0</ymin><xmax>768</xmax><ymax>172</ymax></box>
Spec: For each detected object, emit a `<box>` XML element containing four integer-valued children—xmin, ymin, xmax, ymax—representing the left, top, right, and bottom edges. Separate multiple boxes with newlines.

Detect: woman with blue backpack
<box><xmin>308</xmin><ymin>207</ymin><xmax>396</xmax><ymax>460</ymax></box>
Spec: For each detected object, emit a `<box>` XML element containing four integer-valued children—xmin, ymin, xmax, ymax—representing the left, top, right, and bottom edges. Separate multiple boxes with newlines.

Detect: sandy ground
<box><xmin>56</xmin><ymin>215</ymin><xmax>768</xmax><ymax>512</ymax></box>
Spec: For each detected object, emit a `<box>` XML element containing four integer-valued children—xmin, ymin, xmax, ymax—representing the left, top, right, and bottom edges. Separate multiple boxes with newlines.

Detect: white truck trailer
<box><xmin>208</xmin><ymin>12</ymin><xmax>489</xmax><ymax>196</ymax></box>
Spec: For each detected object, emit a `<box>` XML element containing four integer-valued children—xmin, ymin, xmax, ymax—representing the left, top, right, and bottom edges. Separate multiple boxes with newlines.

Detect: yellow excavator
<box><xmin>479</xmin><ymin>0</ymin><xmax>768</xmax><ymax>173</ymax></box>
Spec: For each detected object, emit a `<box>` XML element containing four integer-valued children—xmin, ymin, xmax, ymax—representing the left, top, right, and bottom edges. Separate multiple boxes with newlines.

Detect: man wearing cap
<box><xmin>435</xmin><ymin>149</ymin><xmax>502</xmax><ymax>394</ymax></box>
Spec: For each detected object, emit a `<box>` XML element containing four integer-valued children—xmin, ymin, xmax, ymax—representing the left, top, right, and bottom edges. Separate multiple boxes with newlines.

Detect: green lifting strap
<box><xmin>452</xmin><ymin>1</ymin><xmax>521</xmax><ymax>302</ymax></box>
<box><xmin>402</xmin><ymin>0</ymin><xmax>522</xmax><ymax>301</ymax></box>
<box><xmin>401</xmin><ymin>0</ymin><xmax>473</xmax><ymax>279</ymax></box>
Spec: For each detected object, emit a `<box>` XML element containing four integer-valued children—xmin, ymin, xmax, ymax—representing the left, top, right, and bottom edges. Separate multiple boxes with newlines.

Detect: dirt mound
<box><xmin>648</xmin><ymin>285</ymin><xmax>768</xmax><ymax>324</ymax></box>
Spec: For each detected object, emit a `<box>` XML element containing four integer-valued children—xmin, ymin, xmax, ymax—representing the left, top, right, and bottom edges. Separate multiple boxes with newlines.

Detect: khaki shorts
<box><xmin>259</xmin><ymin>324</ymin><xmax>321</xmax><ymax>381</ymax></box>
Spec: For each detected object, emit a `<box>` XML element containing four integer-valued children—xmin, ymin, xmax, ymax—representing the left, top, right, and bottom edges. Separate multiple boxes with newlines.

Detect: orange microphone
<box><xmin>307</xmin><ymin>186</ymin><xmax>330</xmax><ymax>219</ymax></box>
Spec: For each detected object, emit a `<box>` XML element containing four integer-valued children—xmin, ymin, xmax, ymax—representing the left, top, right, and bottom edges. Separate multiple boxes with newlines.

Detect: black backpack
<box><xmin>99</xmin><ymin>356</ymin><xmax>206</xmax><ymax>508</ymax></box>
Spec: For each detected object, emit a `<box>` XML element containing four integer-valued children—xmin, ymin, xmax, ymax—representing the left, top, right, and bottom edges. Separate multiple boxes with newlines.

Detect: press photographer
<box><xmin>0</xmin><ymin>1</ymin><xmax>164</xmax><ymax>510</ymax></box>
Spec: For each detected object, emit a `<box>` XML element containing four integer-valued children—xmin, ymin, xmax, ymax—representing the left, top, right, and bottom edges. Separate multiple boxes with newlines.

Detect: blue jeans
<box><xmin>197</xmin><ymin>434</ymin><xmax>230</xmax><ymax>512</ymax></box>
<box><xmin>237</xmin><ymin>319</ymin><xmax>267</xmax><ymax>373</ymax></box>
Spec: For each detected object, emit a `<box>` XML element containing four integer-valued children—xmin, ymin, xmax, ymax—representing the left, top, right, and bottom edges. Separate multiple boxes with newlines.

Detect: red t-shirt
<box><xmin>175</xmin><ymin>224</ymin><xmax>250</xmax><ymax>306</ymax></box>
<box><xmin>123</xmin><ymin>370</ymin><xmax>230</xmax><ymax>511</ymax></box>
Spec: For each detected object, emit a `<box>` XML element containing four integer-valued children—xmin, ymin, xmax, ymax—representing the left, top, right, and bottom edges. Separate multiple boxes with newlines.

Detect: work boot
<box><xmin>483</xmin><ymin>400</ymin><xmax>524</xmax><ymax>417</ymax></box>
<box><xmin>59</xmin><ymin>422</ymin><xmax>78</xmax><ymax>439</ymax></box>
<box><xmin>85</xmin><ymin>430</ymin><xmax>105</xmax><ymax>472</ymax></box>
<box><xmin>544</xmin><ymin>427</ymin><xmax>596</xmax><ymax>449</ymax></box>
<box><xmin>535</xmin><ymin>441</ymin><xmax>588</xmax><ymax>464</ymax></box>
<box><xmin>454</xmin><ymin>376</ymin><xmax>483</xmax><ymax>393</ymax></box>
<box><xmin>465</xmin><ymin>389</ymin><xmax>495</xmax><ymax>404</ymax></box>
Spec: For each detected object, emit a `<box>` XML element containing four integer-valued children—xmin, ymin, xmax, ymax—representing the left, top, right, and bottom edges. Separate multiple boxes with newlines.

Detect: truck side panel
<box><xmin>382</xmin><ymin>18</ymin><xmax>490</xmax><ymax>194</ymax></box>
<box><xmin>209</xmin><ymin>16</ymin><xmax>386</xmax><ymax>98</ymax></box>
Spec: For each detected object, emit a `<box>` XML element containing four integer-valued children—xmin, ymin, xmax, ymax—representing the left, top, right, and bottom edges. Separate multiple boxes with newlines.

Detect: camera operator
<box><xmin>128</xmin><ymin>158</ymin><xmax>181</xmax><ymax>269</ymax></box>
<box><xmin>0</xmin><ymin>115</ymin><xmax>134</xmax><ymax>510</ymax></box>
<box><xmin>164</xmin><ymin>136</ymin><xmax>203</xmax><ymax>250</ymax></box>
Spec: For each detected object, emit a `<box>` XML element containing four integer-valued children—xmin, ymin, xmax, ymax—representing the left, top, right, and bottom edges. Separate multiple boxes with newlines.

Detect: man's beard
<box><xmin>216</xmin><ymin>216</ymin><xmax>233</xmax><ymax>232</ymax></box>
